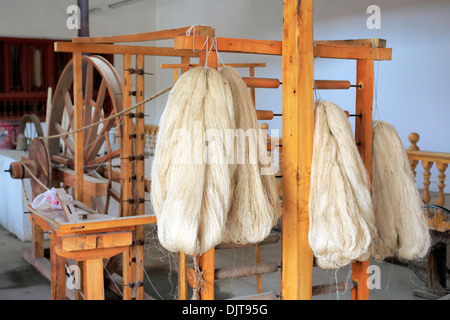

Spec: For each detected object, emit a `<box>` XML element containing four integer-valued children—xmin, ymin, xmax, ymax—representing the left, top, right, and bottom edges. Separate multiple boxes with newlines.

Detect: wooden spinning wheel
<box><xmin>46</xmin><ymin>55</ymin><xmax>124</xmax><ymax>216</ymax></box>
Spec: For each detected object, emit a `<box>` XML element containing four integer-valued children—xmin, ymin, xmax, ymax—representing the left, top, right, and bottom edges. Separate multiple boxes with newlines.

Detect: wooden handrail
<box><xmin>406</xmin><ymin>132</ymin><xmax>449</xmax><ymax>214</ymax></box>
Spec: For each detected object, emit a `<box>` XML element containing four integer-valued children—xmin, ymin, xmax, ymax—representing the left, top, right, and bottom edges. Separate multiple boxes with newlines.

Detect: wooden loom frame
<box><xmin>48</xmin><ymin>0</ymin><xmax>392</xmax><ymax>300</ymax></box>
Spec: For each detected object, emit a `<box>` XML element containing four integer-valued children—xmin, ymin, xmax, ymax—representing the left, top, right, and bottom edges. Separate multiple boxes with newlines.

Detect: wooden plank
<box><xmin>160</xmin><ymin>62</ymin><xmax>266</xmax><ymax>69</ymax></box>
<box><xmin>55</xmin><ymin>42</ymin><xmax>200</xmax><ymax>57</ymax></box>
<box><xmin>351</xmin><ymin>59</ymin><xmax>375</xmax><ymax>301</ymax></box>
<box><xmin>56</xmin><ymin>215</ymin><xmax>156</xmax><ymax>234</ymax></box>
<box><xmin>314</xmin><ymin>43</ymin><xmax>392</xmax><ymax>61</ymax></box>
<box><xmin>53</xmin><ymin>167</ymin><xmax>108</xmax><ymax>197</ymax></box>
<box><xmin>73</xmin><ymin>51</ymin><xmax>84</xmax><ymax>204</ymax></box>
<box><xmin>55</xmin><ymin>246</ymin><xmax>128</xmax><ymax>261</ymax></box>
<box><xmin>281</xmin><ymin>0</ymin><xmax>315</xmax><ymax>300</ymax></box>
<box><xmin>174</xmin><ymin>35</ymin><xmax>282</xmax><ymax>56</ymax></box>
<box><xmin>59</xmin><ymin>232</ymin><xmax>132</xmax><ymax>252</ymax></box>
<box><xmin>72</xmin><ymin>25</ymin><xmax>215</xmax><ymax>44</ymax></box>
<box><xmin>315</xmin><ymin>39</ymin><xmax>387</xmax><ymax>48</ymax></box>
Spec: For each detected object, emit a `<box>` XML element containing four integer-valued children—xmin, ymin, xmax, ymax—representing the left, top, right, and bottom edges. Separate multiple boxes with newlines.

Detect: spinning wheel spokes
<box><xmin>47</xmin><ymin>55</ymin><xmax>123</xmax><ymax>216</ymax></box>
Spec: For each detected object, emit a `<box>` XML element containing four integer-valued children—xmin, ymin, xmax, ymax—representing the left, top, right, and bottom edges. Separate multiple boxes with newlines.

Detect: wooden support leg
<box><xmin>200</xmin><ymin>249</ymin><xmax>215</xmax><ymax>300</ymax></box>
<box><xmin>50</xmin><ymin>235</ymin><xmax>66</xmax><ymax>300</ymax></box>
<box><xmin>256</xmin><ymin>245</ymin><xmax>262</xmax><ymax>294</ymax></box>
<box><xmin>32</xmin><ymin>222</ymin><xmax>44</xmax><ymax>258</ymax></box>
<box><xmin>281</xmin><ymin>0</ymin><xmax>315</xmax><ymax>300</ymax></box>
<box><xmin>83</xmin><ymin>259</ymin><xmax>105</xmax><ymax>300</ymax></box>
<box><xmin>351</xmin><ymin>59</ymin><xmax>374</xmax><ymax>301</ymax></box>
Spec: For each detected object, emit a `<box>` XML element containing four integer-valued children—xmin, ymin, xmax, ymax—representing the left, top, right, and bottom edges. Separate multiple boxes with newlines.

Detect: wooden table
<box><xmin>29</xmin><ymin>207</ymin><xmax>156</xmax><ymax>300</ymax></box>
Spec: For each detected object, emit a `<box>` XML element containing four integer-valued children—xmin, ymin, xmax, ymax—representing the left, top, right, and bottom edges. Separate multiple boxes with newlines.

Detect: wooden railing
<box><xmin>407</xmin><ymin>132</ymin><xmax>450</xmax><ymax>209</ymax></box>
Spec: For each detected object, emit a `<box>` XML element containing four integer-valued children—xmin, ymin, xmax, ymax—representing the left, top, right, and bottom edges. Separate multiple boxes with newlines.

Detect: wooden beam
<box><xmin>73</xmin><ymin>51</ymin><xmax>84</xmax><ymax>204</ymax></box>
<box><xmin>315</xmin><ymin>39</ymin><xmax>387</xmax><ymax>48</ymax></box>
<box><xmin>175</xmin><ymin>36</ymin><xmax>392</xmax><ymax>60</ymax></box>
<box><xmin>160</xmin><ymin>62</ymin><xmax>266</xmax><ymax>69</ymax></box>
<box><xmin>174</xmin><ymin>35</ymin><xmax>282</xmax><ymax>56</ymax></box>
<box><xmin>56</xmin><ymin>215</ymin><xmax>156</xmax><ymax>235</ymax></box>
<box><xmin>351</xmin><ymin>59</ymin><xmax>375</xmax><ymax>301</ymax></box>
<box><xmin>314</xmin><ymin>43</ymin><xmax>392</xmax><ymax>61</ymax></box>
<box><xmin>72</xmin><ymin>25</ymin><xmax>214</xmax><ymax>44</ymax></box>
<box><xmin>58</xmin><ymin>232</ymin><xmax>132</xmax><ymax>252</ymax></box>
<box><xmin>55</xmin><ymin>42</ymin><xmax>200</xmax><ymax>57</ymax></box>
<box><xmin>281</xmin><ymin>0</ymin><xmax>315</xmax><ymax>300</ymax></box>
<box><xmin>53</xmin><ymin>168</ymin><xmax>108</xmax><ymax>197</ymax></box>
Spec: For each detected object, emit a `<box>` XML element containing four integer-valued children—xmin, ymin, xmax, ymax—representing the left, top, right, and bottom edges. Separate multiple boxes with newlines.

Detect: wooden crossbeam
<box><xmin>174</xmin><ymin>36</ymin><xmax>392</xmax><ymax>60</ymax></box>
<box><xmin>54</xmin><ymin>42</ymin><xmax>200</xmax><ymax>57</ymax></box>
<box><xmin>72</xmin><ymin>25</ymin><xmax>215</xmax><ymax>44</ymax></box>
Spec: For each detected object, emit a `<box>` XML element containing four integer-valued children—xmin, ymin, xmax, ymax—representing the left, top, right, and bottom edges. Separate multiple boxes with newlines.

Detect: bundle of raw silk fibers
<box><xmin>219</xmin><ymin>66</ymin><xmax>282</xmax><ymax>245</ymax></box>
<box><xmin>309</xmin><ymin>100</ymin><xmax>376</xmax><ymax>269</ymax></box>
<box><xmin>371</xmin><ymin>121</ymin><xmax>431</xmax><ymax>261</ymax></box>
<box><xmin>151</xmin><ymin>66</ymin><xmax>235</xmax><ymax>255</ymax></box>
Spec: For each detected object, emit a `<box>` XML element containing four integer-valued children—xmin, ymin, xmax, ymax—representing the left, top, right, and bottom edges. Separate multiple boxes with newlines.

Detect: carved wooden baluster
<box><xmin>436</xmin><ymin>161</ymin><xmax>448</xmax><ymax>209</ymax></box>
<box><xmin>407</xmin><ymin>132</ymin><xmax>420</xmax><ymax>180</ymax></box>
<box><xmin>422</xmin><ymin>161</ymin><xmax>434</xmax><ymax>205</ymax></box>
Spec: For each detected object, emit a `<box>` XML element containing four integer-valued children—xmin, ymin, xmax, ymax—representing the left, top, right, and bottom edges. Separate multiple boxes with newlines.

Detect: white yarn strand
<box><xmin>371</xmin><ymin>121</ymin><xmax>431</xmax><ymax>261</ymax></box>
<box><xmin>309</xmin><ymin>100</ymin><xmax>376</xmax><ymax>269</ymax></box>
<box><xmin>219</xmin><ymin>66</ymin><xmax>282</xmax><ymax>245</ymax></box>
<box><xmin>151</xmin><ymin>67</ymin><xmax>234</xmax><ymax>255</ymax></box>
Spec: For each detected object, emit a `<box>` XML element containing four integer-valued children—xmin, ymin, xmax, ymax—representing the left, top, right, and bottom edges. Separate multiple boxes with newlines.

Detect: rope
<box><xmin>40</xmin><ymin>84</ymin><xmax>173</xmax><ymax>141</ymax></box>
<box><xmin>20</xmin><ymin>161</ymin><xmax>50</xmax><ymax>192</ymax></box>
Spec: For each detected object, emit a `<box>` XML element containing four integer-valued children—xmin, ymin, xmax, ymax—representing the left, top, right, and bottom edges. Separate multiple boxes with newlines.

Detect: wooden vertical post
<box><xmin>178</xmin><ymin>55</ymin><xmax>190</xmax><ymax>301</ymax></box>
<box><xmin>73</xmin><ymin>51</ymin><xmax>84</xmax><ymax>203</ymax></box>
<box><xmin>50</xmin><ymin>235</ymin><xmax>66</xmax><ymax>300</ymax></box>
<box><xmin>122</xmin><ymin>54</ymin><xmax>134</xmax><ymax>300</ymax></box>
<box><xmin>134</xmin><ymin>54</ymin><xmax>146</xmax><ymax>300</ymax></box>
<box><xmin>249</xmin><ymin>66</ymin><xmax>256</xmax><ymax>104</ymax></box>
<box><xmin>281</xmin><ymin>0</ymin><xmax>315</xmax><ymax>300</ymax></box>
<box><xmin>199</xmin><ymin>37</ymin><xmax>217</xmax><ymax>301</ymax></box>
<box><xmin>351</xmin><ymin>58</ymin><xmax>374</xmax><ymax>301</ymax></box>
<box><xmin>73</xmin><ymin>51</ymin><xmax>85</xmax><ymax>301</ymax></box>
